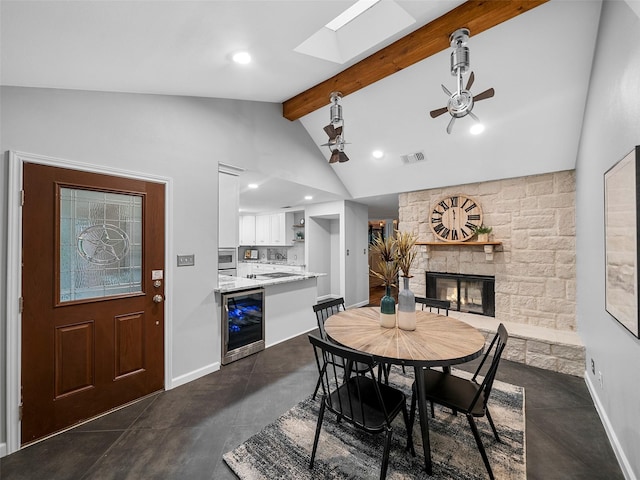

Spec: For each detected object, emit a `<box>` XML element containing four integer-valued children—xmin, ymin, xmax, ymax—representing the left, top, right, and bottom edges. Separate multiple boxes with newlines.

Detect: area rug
<box><xmin>223</xmin><ymin>368</ymin><xmax>525</xmax><ymax>479</ymax></box>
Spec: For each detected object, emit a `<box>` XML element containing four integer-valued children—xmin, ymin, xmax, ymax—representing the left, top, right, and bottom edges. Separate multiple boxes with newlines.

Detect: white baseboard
<box><xmin>169</xmin><ymin>362</ymin><xmax>220</xmax><ymax>390</ymax></box>
<box><xmin>585</xmin><ymin>374</ymin><xmax>636</xmax><ymax>480</ymax></box>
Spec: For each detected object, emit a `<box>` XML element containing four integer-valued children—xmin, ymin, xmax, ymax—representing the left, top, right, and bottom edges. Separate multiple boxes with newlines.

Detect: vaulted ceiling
<box><xmin>1</xmin><ymin>1</ymin><xmax>604</xmax><ymax>218</ymax></box>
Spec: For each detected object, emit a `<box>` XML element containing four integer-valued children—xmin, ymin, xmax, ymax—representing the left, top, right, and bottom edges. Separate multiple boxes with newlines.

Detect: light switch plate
<box><xmin>177</xmin><ymin>254</ymin><xmax>195</xmax><ymax>267</ymax></box>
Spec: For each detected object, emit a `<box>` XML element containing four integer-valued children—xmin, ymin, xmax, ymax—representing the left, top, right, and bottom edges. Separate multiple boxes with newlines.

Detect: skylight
<box><xmin>325</xmin><ymin>0</ymin><xmax>381</xmax><ymax>32</ymax></box>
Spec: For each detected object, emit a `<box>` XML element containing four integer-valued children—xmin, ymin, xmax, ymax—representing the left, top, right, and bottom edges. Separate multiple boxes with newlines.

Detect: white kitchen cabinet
<box><xmin>218</xmin><ymin>172</ymin><xmax>239</xmax><ymax>248</ymax></box>
<box><xmin>239</xmin><ymin>215</ymin><xmax>256</xmax><ymax>245</ymax></box>
<box><xmin>251</xmin><ymin>263</ymin><xmax>305</xmax><ymax>274</ymax></box>
<box><xmin>269</xmin><ymin>212</ymin><xmax>286</xmax><ymax>245</ymax></box>
<box><xmin>254</xmin><ymin>212</ymin><xmax>288</xmax><ymax>246</ymax></box>
<box><xmin>255</xmin><ymin>214</ymin><xmax>270</xmax><ymax>245</ymax></box>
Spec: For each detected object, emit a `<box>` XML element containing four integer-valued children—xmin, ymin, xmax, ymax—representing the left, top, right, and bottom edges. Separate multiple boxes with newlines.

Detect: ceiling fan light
<box><xmin>232</xmin><ymin>51</ymin><xmax>251</xmax><ymax>64</ymax></box>
<box><xmin>470</xmin><ymin>123</ymin><xmax>485</xmax><ymax>135</ymax></box>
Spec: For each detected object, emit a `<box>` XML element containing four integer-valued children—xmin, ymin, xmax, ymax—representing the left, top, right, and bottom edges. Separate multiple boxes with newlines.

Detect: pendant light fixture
<box><xmin>429</xmin><ymin>28</ymin><xmax>495</xmax><ymax>134</ymax></box>
<box><xmin>321</xmin><ymin>92</ymin><xmax>349</xmax><ymax>163</ymax></box>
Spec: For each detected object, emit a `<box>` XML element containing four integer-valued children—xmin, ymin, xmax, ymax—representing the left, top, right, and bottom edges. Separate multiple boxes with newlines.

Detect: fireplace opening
<box><xmin>426</xmin><ymin>272</ymin><xmax>495</xmax><ymax>317</ymax></box>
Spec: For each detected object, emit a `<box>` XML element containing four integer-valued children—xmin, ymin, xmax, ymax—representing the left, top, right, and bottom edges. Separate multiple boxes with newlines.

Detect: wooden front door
<box><xmin>21</xmin><ymin>163</ymin><xmax>165</xmax><ymax>444</ymax></box>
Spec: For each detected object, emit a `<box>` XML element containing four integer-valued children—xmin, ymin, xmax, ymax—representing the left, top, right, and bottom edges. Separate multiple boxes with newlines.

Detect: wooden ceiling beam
<box><xmin>282</xmin><ymin>0</ymin><xmax>548</xmax><ymax>121</ymax></box>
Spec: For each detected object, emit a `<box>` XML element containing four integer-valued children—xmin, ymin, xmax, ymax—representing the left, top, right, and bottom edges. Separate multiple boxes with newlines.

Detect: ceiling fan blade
<box><xmin>329</xmin><ymin>150</ymin><xmax>340</xmax><ymax>164</ymax></box>
<box><xmin>430</xmin><ymin>107</ymin><xmax>448</xmax><ymax>118</ymax></box>
<box><xmin>465</xmin><ymin>71</ymin><xmax>475</xmax><ymax>91</ymax></box>
<box><xmin>323</xmin><ymin>124</ymin><xmax>336</xmax><ymax>138</ymax></box>
<box><xmin>446</xmin><ymin>116</ymin><xmax>456</xmax><ymax>134</ymax></box>
<box><xmin>441</xmin><ymin>84</ymin><xmax>452</xmax><ymax>97</ymax></box>
<box><xmin>468</xmin><ymin>111</ymin><xmax>480</xmax><ymax>122</ymax></box>
<box><xmin>338</xmin><ymin>151</ymin><xmax>349</xmax><ymax>163</ymax></box>
<box><xmin>474</xmin><ymin>88</ymin><xmax>495</xmax><ymax>102</ymax></box>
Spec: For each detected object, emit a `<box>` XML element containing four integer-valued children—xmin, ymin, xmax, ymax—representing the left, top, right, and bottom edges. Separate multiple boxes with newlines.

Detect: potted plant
<box><xmin>474</xmin><ymin>225</ymin><xmax>492</xmax><ymax>243</ymax></box>
<box><xmin>369</xmin><ymin>235</ymin><xmax>398</xmax><ymax>328</ymax></box>
<box><xmin>394</xmin><ymin>230</ymin><xmax>418</xmax><ymax>330</ymax></box>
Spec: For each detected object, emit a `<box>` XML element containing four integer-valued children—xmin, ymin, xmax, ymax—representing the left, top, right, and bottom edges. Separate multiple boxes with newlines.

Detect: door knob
<box><xmin>153</xmin><ymin>294</ymin><xmax>164</xmax><ymax>304</ymax></box>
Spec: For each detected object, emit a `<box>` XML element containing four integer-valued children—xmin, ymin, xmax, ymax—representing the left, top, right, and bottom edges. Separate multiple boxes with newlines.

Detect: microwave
<box><xmin>218</xmin><ymin>248</ymin><xmax>237</xmax><ymax>270</ymax></box>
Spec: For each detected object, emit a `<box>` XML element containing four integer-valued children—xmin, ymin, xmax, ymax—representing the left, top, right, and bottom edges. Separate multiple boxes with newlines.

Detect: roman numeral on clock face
<box><xmin>465</xmin><ymin>222</ymin><xmax>477</xmax><ymax>230</ymax></box>
<box><xmin>430</xmin><ymin>195</ymin><xmax>483</xmax><ymax>243</ymax></box>
<box><xmin>464</xmin><ymin>202</ymin><xmax>477</xmax><ymax>213</ymax></box>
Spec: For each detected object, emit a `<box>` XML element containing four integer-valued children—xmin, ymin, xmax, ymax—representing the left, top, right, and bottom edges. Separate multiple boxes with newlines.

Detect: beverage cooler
<box><xmin>221</xmin><ymin>288</ymin><xmax>265</xmax><ymax>365</ymax></box>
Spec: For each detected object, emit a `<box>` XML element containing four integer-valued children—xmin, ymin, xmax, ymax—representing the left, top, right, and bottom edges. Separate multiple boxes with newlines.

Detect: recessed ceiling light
<box><xmin>470</xmin><ymin>123</ymin><xmax>485</xmax><ymax>135</ymax></box>
<box><xmin>326</xmin><ymin>0</ymin><xmax>381</xmax><ymax>31</ymax></box>
<box><xmin>372</xmin><ymin>150</ymin><xmax>384</xmax><ymax>159</ymax></box>
<box><xmin>248</xmin><ymin>183</ymin><xmax>258</xmax><ymax>189</ymax></box>
<box><xmin>232</xmin><ymin>51</ymin><xmax>251</xmax><ymax>65</ymax></box>
<box><xmin>305</xmin><ymin>195</ymin><xmax>313</xmax><ymax>200</ymax></box>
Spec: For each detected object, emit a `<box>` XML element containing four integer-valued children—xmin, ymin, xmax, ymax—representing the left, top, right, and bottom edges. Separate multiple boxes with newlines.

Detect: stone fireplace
<box><xmin>426</xmin><ymin>272</ymin><xmax>495</xmax><ymax>317</ymax></box>
<box><xmin>398</xmin><ymin>171</ymin><xmax>585</xmax><ymax>377</ymax></box>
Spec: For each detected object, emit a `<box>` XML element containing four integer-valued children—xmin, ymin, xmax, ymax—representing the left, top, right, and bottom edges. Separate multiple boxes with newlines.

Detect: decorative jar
<box><xmin>380</xmin><ymin>286</ymin><xmax>396</xmax><ymax>328</ymax></box>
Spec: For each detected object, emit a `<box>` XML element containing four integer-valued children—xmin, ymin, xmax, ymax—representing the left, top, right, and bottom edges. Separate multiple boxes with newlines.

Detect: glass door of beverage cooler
<box><xmin>221</xmin><ymin>288</ymin><xmax>265</xmax><ymax>364</ymax></box>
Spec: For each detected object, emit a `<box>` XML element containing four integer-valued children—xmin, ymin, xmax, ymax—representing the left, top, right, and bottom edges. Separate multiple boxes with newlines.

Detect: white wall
<box><xmin>0</xmin><ymin>86</ymin><xmax>344</xmax><ymax>451</ymax></box>
<box><xmin>345</xmin><ymin>201</ymin><xmax>369</xmax><ymax>307</ymax></box>
<box><xmin>576</xmin><ymin>1</ymin><xmax>640</xmax><ymax>478</ymax></box>
<box><xmin>329</xmin><ymin>219</ymin><xmax>341</xmax><ymax>296</ymax></box>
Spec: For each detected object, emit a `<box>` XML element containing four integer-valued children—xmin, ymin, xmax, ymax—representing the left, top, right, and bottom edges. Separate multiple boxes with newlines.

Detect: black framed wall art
<box><xmin>604</xmin><ymin>145</ymin><xmax>640</xmax><ymax>338</ymax></box>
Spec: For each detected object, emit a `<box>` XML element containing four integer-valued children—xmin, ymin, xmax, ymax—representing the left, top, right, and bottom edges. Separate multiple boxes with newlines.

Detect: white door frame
<box><xmin>5</xmin><ymin>150</ymin><xmax>174</xmax><ymax>455</ymax></box>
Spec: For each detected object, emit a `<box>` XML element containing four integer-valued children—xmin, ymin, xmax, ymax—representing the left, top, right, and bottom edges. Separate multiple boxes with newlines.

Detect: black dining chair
<box><xmin>414</xmin><ymin>296</ymin><xmax>453</xmax><ymax>375</ymax></box>
<box><xmin>312</xmin><ymin>298</ymin><xmax>346</xmax><ymax>399</ymax></box>
<box><xmin>308</xmin><ymin>333</ymin><xmax>415</xmax><ymax>480</ymax></box>
<box><xmin>408</xmin><ymin>324</ymin><xmax>509</xmax><ymax>480</ymax></box>
<box><xmin>311</xmin><ymin>298</ymin><xmax>385</xmax><ymax>397</ymax></box>
<box><xmin>415</xmin><ymin>296</ymin><xmax>451</xmax><ymax>316</ymax></box>
<box><xmin>313</xmin><ymin>297</ymin><xmax>346</xmax><ymax>340</ymax></box>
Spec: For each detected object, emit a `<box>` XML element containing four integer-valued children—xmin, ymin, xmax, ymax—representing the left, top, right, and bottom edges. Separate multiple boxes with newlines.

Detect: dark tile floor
<box><xmin>0</xmin><ymin>332</ymin><xmax>623</xmax><ymax>480</ymax></box>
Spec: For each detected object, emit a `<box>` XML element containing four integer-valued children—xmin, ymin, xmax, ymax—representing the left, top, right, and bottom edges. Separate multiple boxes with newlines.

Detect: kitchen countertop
<box><xmin>215</xmin><ymin>272</ymin><xmax>324</xmax><ymax>293</ymax></box>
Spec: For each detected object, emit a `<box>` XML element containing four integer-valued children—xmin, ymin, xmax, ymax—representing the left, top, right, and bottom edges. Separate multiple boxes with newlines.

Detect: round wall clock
<box><xmin>429</xmin><ymin>194</ymin><xmax>483</xmax><ymax>242</ymax></box>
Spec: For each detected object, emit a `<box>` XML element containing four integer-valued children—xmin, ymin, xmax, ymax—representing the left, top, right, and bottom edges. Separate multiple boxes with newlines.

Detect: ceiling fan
<box><xmin>321</xmin><ymin>92</ymin><xmax>349</xmax><ymax>163</ymax></box>
<box><xmin>430</xmin><ymin>28</ymin><xmax>495</xmax><ymax>134</ymax></box>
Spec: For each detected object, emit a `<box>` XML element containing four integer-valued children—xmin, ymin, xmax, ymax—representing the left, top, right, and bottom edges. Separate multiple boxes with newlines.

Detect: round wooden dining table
<box><xmin>324</xmin><ymin>306</ymin><xmax>486</xmax><ymax>474</ymax></box>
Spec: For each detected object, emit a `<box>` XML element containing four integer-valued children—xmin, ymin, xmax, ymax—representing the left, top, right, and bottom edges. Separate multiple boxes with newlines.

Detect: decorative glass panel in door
<box><xmin>59</xmin><ymin>187</ymin><xmax>143</xmax><ymax>302</ymax></box>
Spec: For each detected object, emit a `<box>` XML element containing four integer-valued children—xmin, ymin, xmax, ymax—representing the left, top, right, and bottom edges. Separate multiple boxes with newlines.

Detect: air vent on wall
<box><xmin>400</xmin><ymin>150</ymin><xmax>426</xmax><ymax>164</ymax></box>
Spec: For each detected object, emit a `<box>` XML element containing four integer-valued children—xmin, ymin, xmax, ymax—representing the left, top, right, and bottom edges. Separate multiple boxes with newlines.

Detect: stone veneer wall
<box><xmin>399</xmin><ymin>170</ymin><xmax>576</xmax><ymax>332</ymax></box>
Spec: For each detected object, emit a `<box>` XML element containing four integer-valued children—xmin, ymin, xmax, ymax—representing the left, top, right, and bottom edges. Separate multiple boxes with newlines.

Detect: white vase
<box><xmin>397</xmin><ymin>277</ymin><xmax>416</xmax><ymax>331</ymax></box>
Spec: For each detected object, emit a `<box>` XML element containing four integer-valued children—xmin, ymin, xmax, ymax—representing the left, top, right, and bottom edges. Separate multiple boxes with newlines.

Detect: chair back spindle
<box><xmin>415</xmin><ymin>296</ymin><xmax>450</xmax><ymax>316</ymax></box>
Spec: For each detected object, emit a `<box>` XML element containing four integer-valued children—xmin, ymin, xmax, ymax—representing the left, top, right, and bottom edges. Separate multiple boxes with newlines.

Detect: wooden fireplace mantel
<box><xmin>416</xmin><ymin>241</ymin><xmax>502</xmax><ymax>261</ymax></box>
<box><xmin>416</xmin><ymin>241</ymin><xmax>502</xmax><ymax>246</ymax></box>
